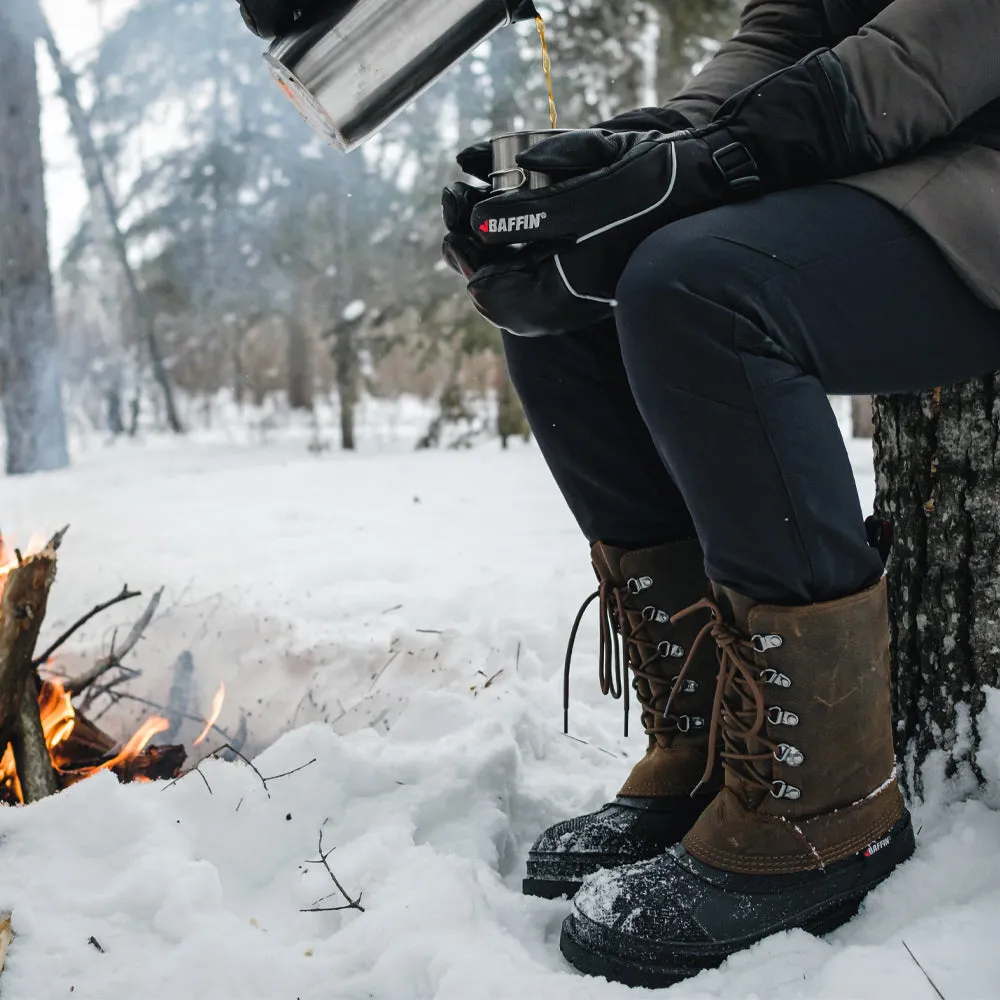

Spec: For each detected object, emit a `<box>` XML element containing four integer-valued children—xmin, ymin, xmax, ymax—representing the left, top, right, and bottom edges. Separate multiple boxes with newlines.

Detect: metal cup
<box><xmin>490</xmin><ymin>129</ymin><xmax>568</xmax><ymax>192</ymax></box>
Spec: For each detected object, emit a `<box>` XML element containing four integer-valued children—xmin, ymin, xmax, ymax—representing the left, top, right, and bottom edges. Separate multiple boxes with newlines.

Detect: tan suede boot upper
<box><xmin>681</xmin><ymin>577</ymin><xmax>906</xmax><ymax>874</ymax></box>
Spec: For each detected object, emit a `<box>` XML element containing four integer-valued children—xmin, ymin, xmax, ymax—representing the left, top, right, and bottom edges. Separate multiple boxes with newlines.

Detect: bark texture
<box><xmin>874</xmin><ymin>379</ymin><xmax>1000</xmax><ymax>795</ymax></box>
<box><xmin>0</xmin><ymin>8</ymin><xmax>69</xmax><ymax>474</ymax></box>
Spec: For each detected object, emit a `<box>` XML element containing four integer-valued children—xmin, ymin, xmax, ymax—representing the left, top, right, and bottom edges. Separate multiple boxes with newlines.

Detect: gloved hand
<box><xmin>237</xmin><ymin>0</ymin><xmax>342</xmax><ymax>38</ymax></box>
<box><xmin>443</xmin><ymin>125</ymin><xmax>761</xmax><ymax>336</ymax></box>
<box><xmin>442</xmin><ymin>174</ymin><xmax>614</xmax><ymax>336</ymax></box>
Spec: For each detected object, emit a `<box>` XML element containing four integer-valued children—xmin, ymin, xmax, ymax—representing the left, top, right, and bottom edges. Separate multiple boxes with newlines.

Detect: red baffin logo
<box><xmin>477</xmin><ymin>212</ymin><xmax>547</xmax><ymax>235</ymax></box>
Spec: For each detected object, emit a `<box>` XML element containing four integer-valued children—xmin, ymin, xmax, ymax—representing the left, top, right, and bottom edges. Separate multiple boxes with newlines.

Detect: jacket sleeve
<box><xmin>713</xmin><ymin>0</ymin><xmax>1000</xmax><ymax>190</ymax></box>
<box><xmin>595</xmin><ymin>0</ymin><xmax>831</xmax><ymax>132</ymax></box>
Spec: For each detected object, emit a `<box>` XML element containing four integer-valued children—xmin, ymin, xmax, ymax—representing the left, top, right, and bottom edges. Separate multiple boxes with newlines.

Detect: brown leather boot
<box><xmin>561</xmin><ymin>577</ymin><xmax>915</xmax><ymax>987</ymax></box>
<box><xmin>522</xmin><ymin>539</ymin><xmax>723</xmax><ymax>899</ymax></box>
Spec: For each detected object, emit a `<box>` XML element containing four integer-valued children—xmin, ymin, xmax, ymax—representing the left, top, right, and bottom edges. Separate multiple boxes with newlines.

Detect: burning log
<box><xmin>11</xmin><ymin>676</ymin><xmax>58</xmax><ymax>801</ymax></box>
<box><xmin>0</xmin><ymin>531</ymin><xmax>188</xmax><ymax>805</ymax></box>
<box><xmin>0</xmin><ymin>531</ymin><xmax>63</xmax><ymax>802</ymax></box>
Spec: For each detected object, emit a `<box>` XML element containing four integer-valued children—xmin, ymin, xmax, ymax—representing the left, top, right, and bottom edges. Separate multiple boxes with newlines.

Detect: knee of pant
<box><xmin>615</xmin><ymin>222</ymin><xmax>743</xmax><ymax>367</ymax></box>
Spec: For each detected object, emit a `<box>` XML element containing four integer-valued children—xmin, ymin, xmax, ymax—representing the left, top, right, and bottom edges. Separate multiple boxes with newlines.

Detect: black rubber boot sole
<box><xmin>560</xmin><ymin>813</ymin><xmax>915</xmax><ymax>988</ymax></box>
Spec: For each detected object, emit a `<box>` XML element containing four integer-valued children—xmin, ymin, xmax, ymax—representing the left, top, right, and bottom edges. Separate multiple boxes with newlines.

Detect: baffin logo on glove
<box><xmin>479</xmin><ymin>212</ymin><xmax>548</xmax><ymax>235</ymax></box>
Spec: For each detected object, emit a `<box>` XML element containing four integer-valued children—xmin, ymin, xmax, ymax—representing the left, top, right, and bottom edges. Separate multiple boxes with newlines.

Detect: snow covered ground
<box><xmin>1</xmin><ymin>422</ymin><xmax>999</xmax><ymax>999</ymax></box>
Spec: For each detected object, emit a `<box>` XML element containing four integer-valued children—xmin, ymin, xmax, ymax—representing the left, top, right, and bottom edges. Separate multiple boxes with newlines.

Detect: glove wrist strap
<box><xmin>702</xmin><ymin>129</ymin><xmax>763</xmax><ymax>199</ymax></box>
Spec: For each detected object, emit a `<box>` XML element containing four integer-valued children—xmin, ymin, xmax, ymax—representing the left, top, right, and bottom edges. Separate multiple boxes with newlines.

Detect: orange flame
<box><xmin>194</xmin><ymin>683</ymin><xmax>225</xmax><ymax>745</ymax></box>
<box><xmin>0</xmin><ymin>678</ymin><xmax>170</xmax><ymax>802</ymax></box>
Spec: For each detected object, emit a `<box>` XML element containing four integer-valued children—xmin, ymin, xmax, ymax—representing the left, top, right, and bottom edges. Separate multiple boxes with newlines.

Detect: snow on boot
<box><xmin>560</xmin><ymin>577</ymin><xmax>915</xmax><ymax>987</ymax></box>
<box><xmin>522</xmin><ymin>540</ymin><xmax>723</xmax><ymax>899</ymax></box>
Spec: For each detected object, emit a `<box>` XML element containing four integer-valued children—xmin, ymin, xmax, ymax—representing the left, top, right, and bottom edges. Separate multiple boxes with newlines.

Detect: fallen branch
<box><xmin>301</xmin><ymin>829</ymin><xmax>365</xmax><ymax>913</ymax></box>
<box><xmin>33</xmin><ymin>584</ymin><xmax>141</xmax><ymax>668</ymax></box>
<box><xmin>66</xmin><ymin>587</ymin><xmax>163</xmax><ymax>695</ymax></box>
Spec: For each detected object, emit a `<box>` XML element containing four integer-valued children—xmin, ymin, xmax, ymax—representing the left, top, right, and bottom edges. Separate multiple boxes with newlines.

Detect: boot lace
<box><xmin>668</xmin><ymin>598</ymin><xmax>799</xmax><ymax>801</ymax></box>
<box><xmin>562</xmin><ymin>579</ymin><xmax>700</xmax><ymax>739</ymax></box>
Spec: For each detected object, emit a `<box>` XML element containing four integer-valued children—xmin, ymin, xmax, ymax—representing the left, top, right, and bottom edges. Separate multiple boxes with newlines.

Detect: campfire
<box><xmin>0</xmin><ymin>529</ymin><xmax>224</xmax><ymax>805</ymax></box>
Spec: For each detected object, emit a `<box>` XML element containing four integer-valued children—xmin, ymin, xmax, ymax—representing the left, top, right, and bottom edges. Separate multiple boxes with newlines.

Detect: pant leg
<box><xmin>614</xmin><ymin>184</ymin><xmax>1000</xmax><ymax>604</ymax></box>
<box><xmin>503</xmin><ymin>319</ymin><xmax>696</xmax><ymax>547</ymax></box>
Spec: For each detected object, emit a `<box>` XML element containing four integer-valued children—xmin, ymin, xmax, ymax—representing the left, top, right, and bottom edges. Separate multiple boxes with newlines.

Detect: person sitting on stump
<box><xmin>241</xmin><ymin>0</ymin><xmax>1000</xmax><ymax>987</ymax></box>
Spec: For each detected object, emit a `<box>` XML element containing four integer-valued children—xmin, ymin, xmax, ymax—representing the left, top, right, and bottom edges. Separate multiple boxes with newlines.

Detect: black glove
<box><xmin>442</xmin><ymin>109</ymin><xmax>708</xmax><ymax>337</ymax></box>
<box><xmin>443</xmin><ymin>126</ymin><xmax>760</xmax><ymax>336</ymax></box>
<box><xmin>238</xmin><ymin>0</ymin><xmax>341</xmax><ymax>38</ymax></box>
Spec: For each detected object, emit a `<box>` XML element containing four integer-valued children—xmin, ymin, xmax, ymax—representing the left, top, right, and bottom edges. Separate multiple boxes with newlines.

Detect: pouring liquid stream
<box><xmin>536</xmin><ymin>17</ymin><xmax>558</xmax><ymax>129</ymax></box>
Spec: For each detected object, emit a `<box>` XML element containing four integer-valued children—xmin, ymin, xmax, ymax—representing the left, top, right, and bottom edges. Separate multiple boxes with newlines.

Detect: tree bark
<box><xmin>0</xmin><ymin>8</ymin><xmax>70</xmax><ymax>474</ymax></box>
<box><xmin>874</xmin><ymin>379</ymin><xmax>1000</xmax><ymax>796</ymax></box>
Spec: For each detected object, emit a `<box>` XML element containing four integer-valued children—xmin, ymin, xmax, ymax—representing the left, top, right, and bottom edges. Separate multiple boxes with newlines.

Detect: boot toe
<box><xmin>523</xmin><ymin>796</ymin><xmax>709</xmax><ymax>899</ymax></box>
<box><xmin>560</xmin><ymin>813</ymin><xmax>916</xmax><ymax>988</ymax></box>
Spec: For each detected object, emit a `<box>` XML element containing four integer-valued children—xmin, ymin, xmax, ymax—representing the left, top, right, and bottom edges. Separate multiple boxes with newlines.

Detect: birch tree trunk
<box><xmin>874</xmin><ymin>380</ymin><xmax>1000</xmax><ymax>796</ymax></box>
<box><xmin>0</xmin><ymin>8</ymin><xmax>70</xmax><ymax>474</ymax></box>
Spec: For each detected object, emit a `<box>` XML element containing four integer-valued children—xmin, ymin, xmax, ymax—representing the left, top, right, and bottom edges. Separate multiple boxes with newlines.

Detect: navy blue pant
<box><xmin>504</xmin><ymin>184</ymin><xmax>1000</xmax><ymax>604</ymax></box>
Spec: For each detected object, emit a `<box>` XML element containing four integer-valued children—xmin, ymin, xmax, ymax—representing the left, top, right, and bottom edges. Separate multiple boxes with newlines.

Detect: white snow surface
<box><xmin>1</xmin><ymin>429</ymin><xmax>998</xmax><ymax>999</ymax></box>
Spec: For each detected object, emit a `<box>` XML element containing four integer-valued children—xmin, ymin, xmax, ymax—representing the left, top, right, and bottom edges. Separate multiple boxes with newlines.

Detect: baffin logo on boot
<box><xmin>863</xmin><ymin>835</ymin><xmax>891</xmax><ymax>857</ymax></box>
<box><xmin>479</xmin><ymin>212</ymin><xmax>547</xmax><ymax>235</ymax></box>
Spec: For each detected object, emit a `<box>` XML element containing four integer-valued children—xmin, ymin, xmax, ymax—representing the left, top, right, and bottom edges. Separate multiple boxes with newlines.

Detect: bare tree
<box><xmin>0</xmin><ymin>4</ymin><xmax>70</xmax><ymax>474</ymax></box>
<box><xmin>36</xmin><ymin>8</ymin><xmax>183</xmax><ymax>433</ymax></box>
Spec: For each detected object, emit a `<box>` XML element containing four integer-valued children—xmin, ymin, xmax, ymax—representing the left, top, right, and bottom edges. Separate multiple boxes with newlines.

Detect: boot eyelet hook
<box><xmin>774</xmin><ymin>743</ymin><xmax>804</xmax><ymax>766</ymax></box>
<box><xmin>658</xmin><ymin>641</ymin><xmax>685</xmax><ymax>658</ymax></box>
<box><xmin>767</xmin><ymin>706</ymin><xmax>799</xmax><ymax>726</ymax></box>
<box><xmin>752</xmin><ymin>633</ymin><xmax>783</xmax><ymax>653</ymax></box>
<box><xmin>642</xmin><ymin>605</ymin><xmax>671</xmax><ymax>623</ymax></box>
<box><xmin>771</xmin><ymin>779</ymin><xmax>801</xmax><ymax>800</ymax></box>
<box><xmin>670</xmin><ymin>675</ymin><xmax>698</xmax><ymax>694</ymax></box>
<box><xmin>760</xmin><ymin>668</ymin><xmax>792</xmax><ymax>688</ymax></box>
<box><xmin>628</xmin><ymin>576</ymin><xmax>653</xmax><ymax>594</ymax></box>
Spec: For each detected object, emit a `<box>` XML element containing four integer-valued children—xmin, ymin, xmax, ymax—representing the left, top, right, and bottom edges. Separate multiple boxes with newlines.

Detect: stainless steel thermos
<box><xmin>266</xmin><ymin>0</ymin><xmax>540</xmax><ymax>151</ymax></box>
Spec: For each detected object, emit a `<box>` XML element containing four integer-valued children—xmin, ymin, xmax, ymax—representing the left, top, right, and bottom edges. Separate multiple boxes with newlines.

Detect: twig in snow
<box><xmin>33</xmin><ymin>585</ymin><xmax>142</xmax><ymax>668</ymax></box>
<box><xmin>63</xmin><ymin>587</ymin><xmax>163</xmax><ymax>693</ymax></box>
<box><xmin>902</xmin><ymin>941</ymin><xmax>947</xmax><ymax>1000</ymax></box>
<box><xmin>381</xmin><ymin>604</ymin><xmax>403</xmax><ymax>614</ymax></box>
<box><xmin>87</xmin><ymin>936</ymin><xmax>106</xmax><ymax>954</ymax></box>
<box><xmin>262</xmin><ymin>758</ymin><xmax>317</xmax><ymax>783</ymax></box>
<box><xmin>369</xmin><ymin>650</ymin><xmax>399</xmax><ymax>692</ymax></box>
<box><xmin>416</xmin><ymin>628</ymin><xmax>442</xmax><ymax>635</ymax></box>
<box><xmin>300</xmin><ymin>829</ymin><xmax>365</xmax><ymax>913</ymax></box>
<box><xmin>516</xmin><ymin>641</ymin><xmax>521</xmax><ymax>672</ymax></box>
<box><xmin>164</xmin><ymin>743</ymin><xmax>316</xmax><ymax>801</ymax></box>
<box><xmin>561</xmin><ymin>731</ymin><xmax>621</xmax><ymax>758</ymax></box>
<box><xmin>484</xmin><ymin>669</ymin><xmax>503</xmax><ymax>689</ymax></box>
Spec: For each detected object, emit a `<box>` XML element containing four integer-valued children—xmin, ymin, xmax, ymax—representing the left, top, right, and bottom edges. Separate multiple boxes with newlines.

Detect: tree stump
<box><xmin>874</xmin><ymin>377</ymin><xmax>1000</xmax><ymax>795</ymax></box>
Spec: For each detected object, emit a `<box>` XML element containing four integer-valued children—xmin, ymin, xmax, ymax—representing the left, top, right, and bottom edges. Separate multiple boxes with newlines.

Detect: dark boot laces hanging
<box><xmin>562</xmin><ymin>576</ymin><xmax>701</xmax><ymax>739</ymax></box>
